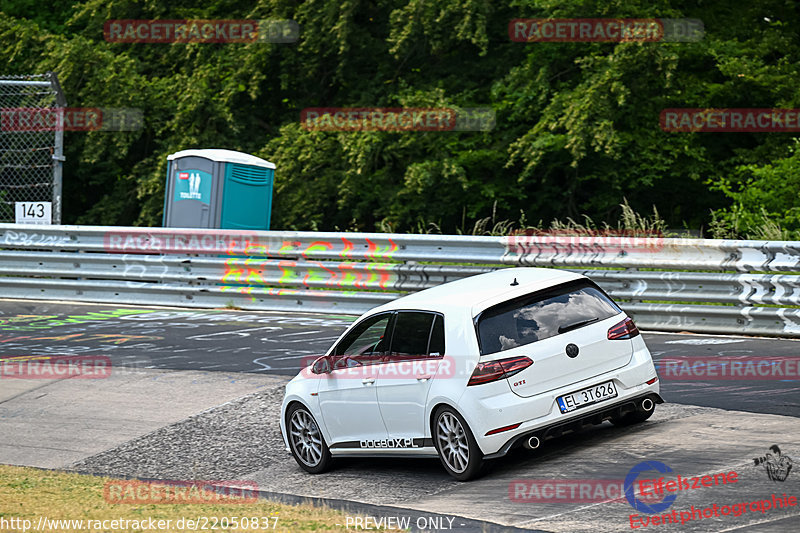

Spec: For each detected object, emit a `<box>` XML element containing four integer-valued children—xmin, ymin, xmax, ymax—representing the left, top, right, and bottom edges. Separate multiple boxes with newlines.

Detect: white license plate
<box><xmin>557</xmin><ymin>380</ymin><xmax>617</xmax><ymax>414</ymax></box>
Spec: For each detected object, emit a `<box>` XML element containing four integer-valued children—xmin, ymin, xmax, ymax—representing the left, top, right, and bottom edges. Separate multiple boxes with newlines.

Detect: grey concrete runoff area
<box><xmin>1</xmin><ymin>301</ymin><xmax>799</xmax><ymax>532</ymax></box>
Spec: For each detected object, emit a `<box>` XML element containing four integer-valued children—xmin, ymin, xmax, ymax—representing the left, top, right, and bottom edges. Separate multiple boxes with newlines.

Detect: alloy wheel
<box><xmin>289</xmin><ymin>408</ymin><xmax>324</xmax><ymax>467</ymax></box>
<box><xmin>435</xmin><ymin>411</ymin><xmax>470</xmax><ymax>473</ymax></box>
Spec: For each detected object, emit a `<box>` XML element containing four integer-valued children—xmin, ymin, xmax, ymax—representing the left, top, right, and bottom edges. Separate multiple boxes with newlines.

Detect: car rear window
<box><xmin>476</xmin><ymin>280</ymin><xmax>621</xmax><ymax>355</ymax></box>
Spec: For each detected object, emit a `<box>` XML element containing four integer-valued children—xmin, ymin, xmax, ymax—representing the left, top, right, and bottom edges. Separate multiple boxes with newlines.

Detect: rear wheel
<box><xmin>433</xmin><ymin>407</ymin><xmax>483</xmax><ymax>481</ymax></box>
<box><xmin>287</xmin><ymin>404</ymin><xmax>332</xmax><ymax>474</ymax></box>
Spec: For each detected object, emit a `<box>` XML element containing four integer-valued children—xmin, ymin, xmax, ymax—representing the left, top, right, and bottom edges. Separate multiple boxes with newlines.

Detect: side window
<box><xmin>333</xmin><ymin>313</ymin><xmax>392</xmax><ymax>365</ymax></box>
<box><xmin>390</xmin><ymin>312</ymin><xmax>445</xmax><ymax>359</ymax></box>
<box><xmin>429</xmin><ymin>314</ymin><xmax>445</xmax><ymax>356</ymax></box>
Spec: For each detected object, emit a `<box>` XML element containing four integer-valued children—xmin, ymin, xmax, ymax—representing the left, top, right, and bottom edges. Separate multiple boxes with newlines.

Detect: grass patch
<box><xmin>0</xmin><ymin>465</ymin><xmax>397</xmax><ymax>532</ymax></box>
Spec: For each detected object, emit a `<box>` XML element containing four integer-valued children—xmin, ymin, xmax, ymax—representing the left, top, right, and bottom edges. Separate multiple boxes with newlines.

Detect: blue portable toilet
<box><xmin>163</xmin><ymin>149</ymin><xmax>276</xmax><ymax>230</ymax></box>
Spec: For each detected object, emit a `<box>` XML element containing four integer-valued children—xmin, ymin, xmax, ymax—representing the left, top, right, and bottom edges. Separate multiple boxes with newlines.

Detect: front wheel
<box><xmin>286</xmin><ymin>404</ymin><xmax>332</xmax><ymax>474</ymax></box>
<box><xmin>433</xmin><ymin>407</ymin><xmax>484</xmax><ymax>481</ymax></box>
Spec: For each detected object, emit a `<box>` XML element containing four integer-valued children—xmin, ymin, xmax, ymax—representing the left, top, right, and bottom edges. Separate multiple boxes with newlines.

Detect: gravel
<box><xmin>68</xmin><ymin>376</ymin><xmax>460</xmax><ymax>505</ymax></box>
<box><xmin>70</xmin><ymin>380</ymin><xmax>288</xmax><ymax>480</ymax></box>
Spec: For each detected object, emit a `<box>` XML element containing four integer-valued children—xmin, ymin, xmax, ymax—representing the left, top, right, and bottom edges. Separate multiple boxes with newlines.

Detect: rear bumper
<box><xmin>483</xmin><ymin>391</ymin><xmax>663</xmax><ymax>459</ymax></box>
<box><xmin>458</xmin><ymin>338</ymin><xmax>660</xmax><ymax>456</ymax></box>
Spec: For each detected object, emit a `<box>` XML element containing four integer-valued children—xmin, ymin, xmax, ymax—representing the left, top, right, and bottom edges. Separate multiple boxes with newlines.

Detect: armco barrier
<box><xmin>1</xmin><ymin>224</ymin><xmax>799</xmax><ymax>336</ymax></box>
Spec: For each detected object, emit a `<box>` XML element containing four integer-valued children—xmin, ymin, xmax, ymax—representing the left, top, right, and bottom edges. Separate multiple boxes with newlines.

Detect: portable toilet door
<box><xmin>220</xmin><ymin>156</ymin><xmax>276</xmax><ymax>230</ymax></box>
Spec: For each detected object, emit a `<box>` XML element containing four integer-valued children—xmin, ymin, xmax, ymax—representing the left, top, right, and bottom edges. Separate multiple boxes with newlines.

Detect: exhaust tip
<box><xmin>526</xmin><ymin>436</ymin><xmax>540</xmax><ymax>450</ymax></box>
<box><xmin>641</xmin><ymin>398</ymin><xmax>654</xmax><ymax>412</ymax></box>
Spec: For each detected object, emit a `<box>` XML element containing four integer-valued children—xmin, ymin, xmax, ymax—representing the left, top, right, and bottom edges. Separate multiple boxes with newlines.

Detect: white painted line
<box><xmin>664</xmin><ymin>338</ymin><xmax>744</xmax><ymax>345</ymax></box>
<box><xmin>643</xmin><ymin>330</ymin><xmax>800</xmax><ymax>341</ymax></box>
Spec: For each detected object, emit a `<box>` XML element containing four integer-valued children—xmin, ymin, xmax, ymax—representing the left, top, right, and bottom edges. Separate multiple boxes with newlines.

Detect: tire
<box><xmin>286</xmin><ymin>403</ymin><xmax>332</xmax><ymax>474</ymax></box>
<box><xmin>611</xmin><ymin>405</ymin><xmax>655</xmax><ymax>427</ymax></box>
<box><xmin>432</xmin><ymin>406</ymin><xmax>484</xmax><ymax>481</ymax></box>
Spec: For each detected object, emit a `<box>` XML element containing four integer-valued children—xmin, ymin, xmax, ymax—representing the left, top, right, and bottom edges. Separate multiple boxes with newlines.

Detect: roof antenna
<box><xmin>511</xmin><ymin>277</ymin><xmax>519</xmax><ymax>286</ymax></box>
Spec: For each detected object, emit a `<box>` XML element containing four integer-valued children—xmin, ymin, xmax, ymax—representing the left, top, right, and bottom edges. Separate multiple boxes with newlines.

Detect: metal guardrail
<box><xmin>1</xmin><ymin>223</ymin><xmax>799</xmax><ymax>337</ymax></box>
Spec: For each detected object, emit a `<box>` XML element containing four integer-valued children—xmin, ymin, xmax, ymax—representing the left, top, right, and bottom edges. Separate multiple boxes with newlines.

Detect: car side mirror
<box><xmin>311</xmin><ymin>355</ymin><xmax>332</xmax><ymax>375</ymax></box>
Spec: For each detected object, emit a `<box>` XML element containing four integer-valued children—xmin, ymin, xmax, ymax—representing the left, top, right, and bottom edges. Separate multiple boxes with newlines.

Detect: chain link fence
<box><xmin>0</xmin><ymin>72</ymin><xmax>65</xmax><ymax>224</ymax></box>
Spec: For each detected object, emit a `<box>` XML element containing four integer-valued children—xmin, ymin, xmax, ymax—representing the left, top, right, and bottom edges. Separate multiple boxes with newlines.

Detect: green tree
<box><xmin>0</xmin><ymin>0</ymin><xmax>798</xmax><ymax>234</ymax></box>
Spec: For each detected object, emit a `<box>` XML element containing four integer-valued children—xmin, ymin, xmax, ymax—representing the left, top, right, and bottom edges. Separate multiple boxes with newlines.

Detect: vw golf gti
<box><xmin>280</xmin><ymin>267</ymin><xmax>662</xmax><ymax>480</ymax></box>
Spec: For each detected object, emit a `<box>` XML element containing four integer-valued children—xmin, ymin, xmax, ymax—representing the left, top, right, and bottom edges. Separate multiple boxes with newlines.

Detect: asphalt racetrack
<box><xmin>0</xmin><ymin>299</ymin><xmax>797</xmax><ymax>416</ymax></box>
<box><xmin>1</xmin><ymin>299</ymin><xmax>799</xmax><ymax>532</ymax></box>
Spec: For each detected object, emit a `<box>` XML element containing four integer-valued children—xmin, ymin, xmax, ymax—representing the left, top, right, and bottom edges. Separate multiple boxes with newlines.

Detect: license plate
<box><xmin>557</xmin><ymin>380</ymin><xmax>617</xmax><ymax>414</ymax></box>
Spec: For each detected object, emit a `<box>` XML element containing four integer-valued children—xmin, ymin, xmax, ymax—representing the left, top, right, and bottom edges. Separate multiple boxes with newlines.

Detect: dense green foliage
<box><xmin>1</xmin><ymin>0</ymin><xmax>798</xmax><ymax>236</ymax></box>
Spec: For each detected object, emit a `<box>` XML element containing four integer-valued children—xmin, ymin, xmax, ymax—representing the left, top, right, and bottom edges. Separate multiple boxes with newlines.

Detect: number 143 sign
<box><xmin>15</xmin><ymin>202</ymin><xmax>52</xmax><ymax>225</ymax></box>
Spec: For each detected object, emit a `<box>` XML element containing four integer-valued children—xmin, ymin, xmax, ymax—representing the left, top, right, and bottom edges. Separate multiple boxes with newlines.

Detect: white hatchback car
<box><xmin>280</xmin><ymin>267</ymin><xmax>662</xmax><ymax>480</ymax></box>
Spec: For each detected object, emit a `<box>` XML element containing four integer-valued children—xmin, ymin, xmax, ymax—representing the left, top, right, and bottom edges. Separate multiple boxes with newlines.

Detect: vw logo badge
<box><xmin>566</xmin><ymin>343</ymin><xmax>579</xmax><ymax>358</ymax></box>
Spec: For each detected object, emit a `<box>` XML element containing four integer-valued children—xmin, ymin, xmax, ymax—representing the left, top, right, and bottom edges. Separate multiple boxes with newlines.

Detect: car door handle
<box><xmin>362</xmin><ymin>377</ymin><xmax>375</xmax><ymax>385</ymax></box>
<box><xmin>416</xmin><ymin>375</ymin><xmax>432</xmax><ymax>382</ymax></box>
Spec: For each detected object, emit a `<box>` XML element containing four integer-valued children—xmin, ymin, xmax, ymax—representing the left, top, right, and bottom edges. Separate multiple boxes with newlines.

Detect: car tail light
<box><xmin>468</xmin><ymin>356</ymin><xmax>533</xmax><ymax>386</ymax></box>
<box><xmin>607</xmin><ymin>317</ymin><xmax>640</xmax><ymax>340</ymax></box>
